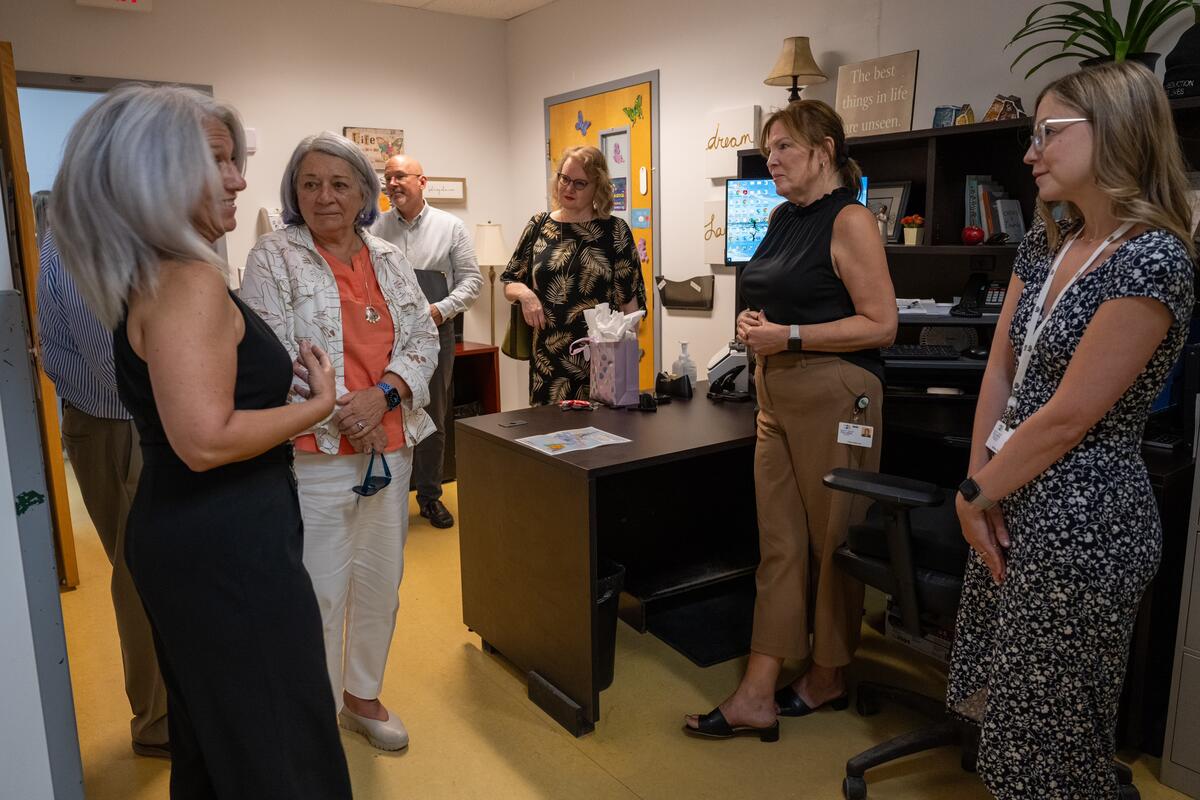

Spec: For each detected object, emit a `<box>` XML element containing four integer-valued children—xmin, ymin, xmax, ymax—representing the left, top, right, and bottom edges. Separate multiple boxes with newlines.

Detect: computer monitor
<box><xmin>724</xmin><ymin>176</ymin><xmax>869</xmax><ymax>265</ymax></box>
<box><xmin>725</xmin><ymin>178</ymin><xmax>786</xmax><ymax>265</ymax></box>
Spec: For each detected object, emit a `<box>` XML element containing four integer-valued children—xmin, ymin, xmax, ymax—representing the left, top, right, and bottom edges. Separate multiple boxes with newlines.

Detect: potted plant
<box><xmin>901</xmin><ymin>214</ymin><xmax>925</xmax><ymax>246</ymax></box>
<box><xmin>1008</xmin><ymin>0</ymin><xmax>1199</xmax><ymax>79</ymax></box>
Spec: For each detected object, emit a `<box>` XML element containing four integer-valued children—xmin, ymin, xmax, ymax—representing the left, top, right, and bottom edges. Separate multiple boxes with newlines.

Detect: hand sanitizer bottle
<box><xmin>672</xmin><ymin>341</ymin><xmax>698</xmax><ymax>384</ymax></box>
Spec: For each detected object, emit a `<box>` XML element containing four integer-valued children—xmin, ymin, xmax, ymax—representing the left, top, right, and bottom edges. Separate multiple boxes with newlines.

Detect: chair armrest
<box><xmin>823</xmin><ymin>468</ymin><xmax>943</xmax><ymax>508</ymax></box>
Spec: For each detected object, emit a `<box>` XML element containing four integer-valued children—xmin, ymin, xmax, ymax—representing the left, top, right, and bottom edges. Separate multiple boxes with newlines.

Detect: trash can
<box><xmin>595</xmin><ymin>558</ymin><xmax>625</xmax><ymax>691</ymax></box>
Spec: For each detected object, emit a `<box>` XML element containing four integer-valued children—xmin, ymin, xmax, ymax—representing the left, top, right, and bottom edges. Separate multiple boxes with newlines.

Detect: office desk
<box><xmin>456</xmin><ymin>393</ymin><xmax>758</xmax><ymax>736</ymax></box>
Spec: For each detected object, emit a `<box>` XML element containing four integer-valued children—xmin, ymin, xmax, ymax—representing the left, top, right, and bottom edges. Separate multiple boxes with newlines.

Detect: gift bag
<box><xmin>588</xmin><ymin>334</ymin><xmax>641</xmax><ymax>407</ymax></box>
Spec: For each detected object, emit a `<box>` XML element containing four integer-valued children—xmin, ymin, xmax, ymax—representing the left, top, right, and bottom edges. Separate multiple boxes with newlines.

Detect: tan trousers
<box><xmin>751</xmin><ymin>354</ymin><xmax>883</xmax><ymax>665</ymax></box>
<box><xmin>62</xmin><ymin>404</ymin><xmax>168</xmax><ymax>746</ymax></box>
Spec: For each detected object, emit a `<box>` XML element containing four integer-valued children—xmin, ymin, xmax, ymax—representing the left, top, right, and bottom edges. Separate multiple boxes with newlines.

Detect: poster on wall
<box><xmin>704</xmin><ymin>106</ymin><xmax>761</xmax><ymax>179</ymax></box>
<box><xmin>704</xmin><ymin>199</ymin><xmax>726</xmax><ymax>265</ymax></box>
<box><xmin>343</xmin><ymin>126</ymin><xmax>405</xmax><ymax>172</ymax></box>
<box><xmin>834</xmin><ymin>51</ymin><xmax>919</xmax><ymax>138</ymax></box>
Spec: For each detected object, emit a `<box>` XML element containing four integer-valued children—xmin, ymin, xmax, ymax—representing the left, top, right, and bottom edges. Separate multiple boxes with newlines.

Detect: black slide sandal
<box><xmin>683</xmin><ymin>708</ymin><xmax>780</xmax><ymax>742</ymax></box>
<box><xmin>774</xmin><ymin>686</ymin><xmax>850</xmax><ymax>717</ymax></box>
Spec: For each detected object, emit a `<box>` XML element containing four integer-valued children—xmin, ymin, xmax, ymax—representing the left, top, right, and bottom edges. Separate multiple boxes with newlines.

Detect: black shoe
<box><xmin>774</xmin><ymin>685</ymin><xmax>849</xmax><ymax>717</ymax></box>
<box><xmin>682</xmin><ymin>708</ymin><xmax>779</xmax><ymax>742</ymax></box>
<box><xmin>420</xmin><ymin>499</ymin><xmax>454</xmax><ymax>529</ymax></box>
<box><xmin>132</xmin><ymin>740</ymin><xmax>171</xmax><ymax>759</ymax></box>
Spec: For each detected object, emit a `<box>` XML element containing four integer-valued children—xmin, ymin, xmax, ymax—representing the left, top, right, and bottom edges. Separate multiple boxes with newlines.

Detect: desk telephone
<box><xmin>951</xmin><ymin>272</ymin><xmax>1007</xmax><ymax>317</ymax></box>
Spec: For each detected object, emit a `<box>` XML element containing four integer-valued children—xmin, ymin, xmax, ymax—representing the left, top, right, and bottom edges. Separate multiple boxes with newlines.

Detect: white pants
<box><xmin>294</xmin><ymin>449</ymin><xmax>413</xmax><ymax>711</ymax></box>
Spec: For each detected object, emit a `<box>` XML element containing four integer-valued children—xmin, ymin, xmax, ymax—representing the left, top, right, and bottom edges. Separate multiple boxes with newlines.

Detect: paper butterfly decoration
<box><xmin>575</xmin><ymin>110</ymin><xmax>592</xmax><ymax>137</ymax></box>
<box><xmin>612</xmin><ymin>143</ymin><xmax>625</xmax><ymax>164</ymax></box>
<box><xmin>637</xmin><ymin>237</ymin><xmax>648</xmax><ymax>262</ymax></box>
<box><xmin>623</xmin><ymin>95</ymin><xmax>644</xmax><ymax>127</ymax></box>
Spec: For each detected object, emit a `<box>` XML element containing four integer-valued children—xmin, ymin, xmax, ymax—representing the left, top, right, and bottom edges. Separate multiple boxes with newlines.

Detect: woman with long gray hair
<box><xmin>240</xmin><ymin>132</ymin><xmax>438</xmax><ymax>751</ymax></box>
<box><xmin>51</xmin><ymin>85</ymin><xmax>352</xmax><ymax>797</ymax></box>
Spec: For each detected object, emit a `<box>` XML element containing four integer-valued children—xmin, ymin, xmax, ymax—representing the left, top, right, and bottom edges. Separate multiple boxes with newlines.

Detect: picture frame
<box><xmin>425</xmin><ymin>177</ymin><xmax>467</xmax><ymax>206</ymax></box>
<box><xmin>866</xmin><ymin>180</ymin><xmax>911</xmax><ymax>242</ymax></box>
<box><xmin>342</xmin><ymin>126</ymin><xmax>404</xmax><ymax>172</ymax></box>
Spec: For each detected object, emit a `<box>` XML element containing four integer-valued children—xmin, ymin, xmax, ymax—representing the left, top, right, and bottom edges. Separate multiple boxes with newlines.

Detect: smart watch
<box><xmin>377</xmin><ymin>381</ymin><xmax>403</xmax><ymax>412</ymax></box>
<box><xmin>957</xmin><ymin>477</ymin><xmax>996</xmax><ymax>510</ymax></box>
<box><xmin>787</xmin><ymin>324</ymin><xmax>803</xmax><ymax>353</ymax></box>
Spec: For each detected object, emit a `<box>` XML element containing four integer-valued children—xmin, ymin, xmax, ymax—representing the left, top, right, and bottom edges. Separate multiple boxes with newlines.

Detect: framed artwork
<box><xmin>342</xmin><ymin>126</ymin><xmax>404</xmax><ymax>172</ymax></box>
<box><xmin>425</xmin><ymin>177</ymin><xmax>466</xmax><ymax>206</ymax></box>
<box><xmin>866</xmin><ymin>180</ymin><xmax>911</xmax><ymax>242</ymax></box>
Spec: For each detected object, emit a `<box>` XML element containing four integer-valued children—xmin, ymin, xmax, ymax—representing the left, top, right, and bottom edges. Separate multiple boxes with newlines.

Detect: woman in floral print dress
<box><xmin>502</xmin><ymin>146</ymin><xmax>646</xmax><ymax>406</ymax></box>
<box><xmin>947</xmin><ymin>62</ymin><xmax>1195</xmax><ymax>799</ymax></box>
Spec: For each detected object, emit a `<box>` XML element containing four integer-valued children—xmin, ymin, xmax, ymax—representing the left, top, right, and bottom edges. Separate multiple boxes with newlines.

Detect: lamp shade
<box><xmin>474</xmin><ymin>223</ymin><xmax>509</xmax><ymax>266</ymax></box>
<box><xmin>764</xmin><ymin>36</ymin><xmax>827</xmax><ymax>88</ymax></box>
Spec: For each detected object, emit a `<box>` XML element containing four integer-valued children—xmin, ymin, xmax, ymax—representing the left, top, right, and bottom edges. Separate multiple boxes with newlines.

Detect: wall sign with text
<box><xmin>704</xmin><ymin>106</ymin><xmax>761</xmax><ymax>179</ymax></box>
<box><xmin>835</xmin><ymin>51</ymin><xmax>919</xmax><ymax>138</ymax></box>
<box><xmin>343</xmin><ymin>127</ymin><xmax>405</xmax><ymax>172</ymax></box>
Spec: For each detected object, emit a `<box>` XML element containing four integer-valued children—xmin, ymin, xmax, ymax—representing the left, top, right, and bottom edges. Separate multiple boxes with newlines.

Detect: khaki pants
<box><xmin>751</xmin><ymin>354</ymin><xmax>883</xmax><ymax>665</ymax></box>
<box><xmin>62</xmin><ymin>404</ymin><xmax>167</xmax><ymax>746</ymax></box>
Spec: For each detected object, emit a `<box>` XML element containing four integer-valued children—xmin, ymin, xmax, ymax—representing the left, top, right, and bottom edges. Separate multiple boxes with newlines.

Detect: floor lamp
<box><xmin>474</xmin><ymin>222</ymin><xmax>509</xmax><ymax>346</ymax></box>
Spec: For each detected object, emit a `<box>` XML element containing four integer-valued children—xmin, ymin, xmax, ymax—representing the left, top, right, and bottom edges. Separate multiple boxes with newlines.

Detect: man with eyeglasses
<box><xmin>371</xmin><ymin>155</ymin><xmax>482</xmax><ymax>529</ymax></box>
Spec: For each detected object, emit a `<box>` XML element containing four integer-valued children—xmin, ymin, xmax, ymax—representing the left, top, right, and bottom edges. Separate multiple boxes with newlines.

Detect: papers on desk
<box><xmin>897</xmin><ymin>298</ymin><xmax>954</xmax><ymax>315</ymax></box>
<box><xmin>516</xmin><ymin>427</ymin><xmax>631</xmax><ymax>455</ymax></box>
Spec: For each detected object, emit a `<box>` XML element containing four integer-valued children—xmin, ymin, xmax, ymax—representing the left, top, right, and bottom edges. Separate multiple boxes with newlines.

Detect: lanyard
<box><xmin>1007</xmin><ymin>221</ymin><xmax>1133</xmax><ymax>409</ymax></box>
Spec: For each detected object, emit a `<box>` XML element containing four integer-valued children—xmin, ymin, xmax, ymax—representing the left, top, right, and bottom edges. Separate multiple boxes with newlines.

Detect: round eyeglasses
<box><xmin>556</xmin><ymin>173</ymin><xmax>590</xmax><ymax>192</ymax></box>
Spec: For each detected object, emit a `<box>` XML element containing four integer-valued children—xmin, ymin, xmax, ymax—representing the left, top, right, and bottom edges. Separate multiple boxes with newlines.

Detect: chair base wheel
<box><xmin>961</xmin><ymin>751</ymin><xmax>977</xmax><ymax>773</ymax></box>
<box><xmin>856</xmin><ymin>694</ymin><xmax>879</xmax><ymax>717</ymax></box>
<box><xmin>843</xmin><ymin>776</ymin><xmax>867</xmax><ymax>799</ymax></box>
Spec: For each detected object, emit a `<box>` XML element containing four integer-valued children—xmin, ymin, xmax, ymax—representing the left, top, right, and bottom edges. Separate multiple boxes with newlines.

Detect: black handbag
<box><xmin>656</xmin><ymin>275</ymin><xmax>714</xmax><ymax>311</ymax></box>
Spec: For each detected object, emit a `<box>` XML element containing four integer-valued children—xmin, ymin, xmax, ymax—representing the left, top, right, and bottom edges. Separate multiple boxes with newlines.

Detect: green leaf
<box><xmin>1126</xmin><ymin>0</ymin><xmax>1146</xmax><ymax>30</ymax></box>
<box><xmin>1129</xmin><ymin>0</ymin><xmax>1197</xmax><ymax>51</ymax></box>
<box><xmin>1022</xmin><ymin>49</ymin><xmax>1099</xmax><ymax>79</ymax></box>
<box><xmin>1062</xmin><ymin>28</ymin><xmax>1108</xmax><ymax>55</ymax></box>
<box><xmin>1009</xmin><ymin>14</ymin><xmax>1117</xmax><ymax>50</ymax></box>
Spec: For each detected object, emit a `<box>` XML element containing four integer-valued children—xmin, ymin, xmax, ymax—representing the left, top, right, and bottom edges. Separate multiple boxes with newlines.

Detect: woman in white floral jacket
<box><xmin>240</xmin><ymin>131</ymin><xmax>437</xmax><ymax>752</ymax></box>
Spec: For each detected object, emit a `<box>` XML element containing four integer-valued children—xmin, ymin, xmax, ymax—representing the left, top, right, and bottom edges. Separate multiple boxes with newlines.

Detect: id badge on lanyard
<box><xmin>987</xmin><ymin>222</ymin><xmax>1133</xmax><ymax>455</ymax></box>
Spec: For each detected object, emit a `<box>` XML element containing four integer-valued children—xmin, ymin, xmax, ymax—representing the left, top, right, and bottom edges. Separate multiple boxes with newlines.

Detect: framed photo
<box><xmin>425</xmin><ymin>177</ymin><xmax>467</xmax><ymax>206</ymax></box>
<box><xmin>866</xmin><ymin>181</ymin><xmax>911</xmax><ymax>242</ymax></box>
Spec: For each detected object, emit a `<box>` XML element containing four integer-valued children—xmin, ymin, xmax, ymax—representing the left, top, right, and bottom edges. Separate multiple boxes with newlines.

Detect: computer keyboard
<box><xmin>881</xmin><ymin>344</ymin><xmax>961</xmax><ymax>361</ymax></box>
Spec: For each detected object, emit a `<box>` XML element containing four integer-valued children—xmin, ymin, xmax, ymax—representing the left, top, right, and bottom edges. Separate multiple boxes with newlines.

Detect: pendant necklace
<box><xmin>363</xmin><ymin>271</ymin><xmax>381</xmax><ymax>324</ymax></box>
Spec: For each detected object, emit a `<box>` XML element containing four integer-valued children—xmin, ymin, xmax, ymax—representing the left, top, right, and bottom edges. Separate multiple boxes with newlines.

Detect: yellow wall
<box><xmin>548</xmin><ymin>82</ymin><xmax>655</xmax><ymax>389</ymax></box>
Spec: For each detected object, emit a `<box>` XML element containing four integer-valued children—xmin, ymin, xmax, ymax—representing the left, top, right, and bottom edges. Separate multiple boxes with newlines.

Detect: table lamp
<box><xmin>764</xmin><ymin>36</ymin><xmax>827</xmax><ymax>103</ymax></box>
<box><xmin>474</xmin><ymin>222</ymin><xmax>509</xmax><ymax>345</ymax></box>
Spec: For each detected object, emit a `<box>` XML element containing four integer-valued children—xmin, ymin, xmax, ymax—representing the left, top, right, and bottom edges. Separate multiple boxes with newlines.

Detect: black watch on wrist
<box><xmin>786</xmin><ymin>324</ymin><xmax>803</xmax><ymax>353</ymax></box>
<box><xmin>958</xmin><ymin>477</ymin><xmax>995</xmax><ymax>510</ymax></box>
<box><xmin>377</xmin><ymin>381</ymin><xmax>402</xmax><ymax>412</ymax></box>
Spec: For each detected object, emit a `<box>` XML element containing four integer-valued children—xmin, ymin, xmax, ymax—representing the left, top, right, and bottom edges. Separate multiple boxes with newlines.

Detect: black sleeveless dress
<box><xmin>115</xmin><ymin>293</ymin><xmax>351</xmax><ymax>799</ymax></box>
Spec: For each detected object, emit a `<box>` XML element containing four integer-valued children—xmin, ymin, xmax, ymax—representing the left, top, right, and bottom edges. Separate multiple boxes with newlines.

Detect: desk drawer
<box><xmin>1188</xmin><ymin>534</ymin><xmax>1200</xmax><ymax>653</ymax></box>
<box><xmin>1170</xmin><ymin>653</ymin><xmax>1200</xmax><ymax>773</ymax></box>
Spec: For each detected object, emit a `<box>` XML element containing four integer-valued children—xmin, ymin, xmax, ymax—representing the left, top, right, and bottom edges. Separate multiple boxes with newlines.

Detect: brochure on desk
<box><xmin>516</xmin><ymin>427</ymin><xmax>631</xmax><ymax>456</ymax></box>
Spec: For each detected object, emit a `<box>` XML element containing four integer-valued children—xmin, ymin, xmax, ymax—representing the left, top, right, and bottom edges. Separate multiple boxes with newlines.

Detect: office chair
<box><xmin>823</xmin><ymin>468</ymin><xmax>1138</xmax><ymax>800</ymax></box>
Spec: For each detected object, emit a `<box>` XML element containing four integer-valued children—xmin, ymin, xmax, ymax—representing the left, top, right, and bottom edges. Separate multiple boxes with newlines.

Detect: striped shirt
<box><xmin>36</xmin><ymin>229</ymin><xmax>131</xmax><ymax>421</ymax></box>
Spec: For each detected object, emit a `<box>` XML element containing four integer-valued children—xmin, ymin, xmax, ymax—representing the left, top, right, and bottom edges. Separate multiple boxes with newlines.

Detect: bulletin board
<box><xmin>545</xmin><ymin>71</ymin><xmax>660</xmax><ymax>388</ymax></box>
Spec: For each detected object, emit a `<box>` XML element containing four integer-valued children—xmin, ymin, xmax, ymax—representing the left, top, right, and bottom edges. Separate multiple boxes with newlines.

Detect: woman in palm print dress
<box><xmin>502</xmin><ymin>146</ymin><xmax>646</xmax><ymax>405</ymax></box>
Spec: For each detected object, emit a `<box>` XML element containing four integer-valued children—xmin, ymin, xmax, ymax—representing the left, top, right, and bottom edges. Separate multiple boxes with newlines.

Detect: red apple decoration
<box><xmin>962</xmin><ymin>226</ymin><xmax>985</xmax><ymax>245</ymax></box>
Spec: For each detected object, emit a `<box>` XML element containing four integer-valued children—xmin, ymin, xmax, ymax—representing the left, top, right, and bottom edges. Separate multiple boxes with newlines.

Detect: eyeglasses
<box><xmin>351</xmin><ymin>451</ymin><xmax>392</xmax><ymax>497</ymax></box>
<box><xmin>1030</xmin><ymin>118</ymin><xmax>1089</xmax><ymax>153</ymax></box>
<box><xmin>556</xmin><ymin>173</ymin><xmax>590</xmax><ymax>192</ymax></box>
<box><xmin>384</xmin><ymin>172</ymin><xmax>423</xmax><ymax>184</ymax></box>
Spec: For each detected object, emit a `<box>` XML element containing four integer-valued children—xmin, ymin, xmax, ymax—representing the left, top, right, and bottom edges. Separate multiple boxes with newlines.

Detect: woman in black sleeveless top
<box><xmin>686</xmin><ymin>101</ymin><xmax>897</xmax><ymax>741</ymax></box>
<box><xmin>51</xmin><ymin>86</ymin><xmax>352</xmax><ymax>798</ymax></box>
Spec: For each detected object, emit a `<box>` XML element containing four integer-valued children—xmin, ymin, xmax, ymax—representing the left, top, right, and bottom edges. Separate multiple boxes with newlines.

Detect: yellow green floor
<box><xmin>59</xmin><ymin>471</ymin><xmax>1185</xmax><ymax>799</ymax></box>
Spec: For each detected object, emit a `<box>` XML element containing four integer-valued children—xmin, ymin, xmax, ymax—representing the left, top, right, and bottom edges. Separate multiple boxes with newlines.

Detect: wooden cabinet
<box><xmin>442</xmin><ymin>340</ymin><xmax>500</xmax><ymax>483</ymax></box>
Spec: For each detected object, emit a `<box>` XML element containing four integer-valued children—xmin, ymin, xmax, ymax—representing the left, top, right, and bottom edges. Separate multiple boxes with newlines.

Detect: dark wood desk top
<box><xmin>456</xmin><ymin>390</ymin><xmax>757</xmax><ymax>478</ymax></box>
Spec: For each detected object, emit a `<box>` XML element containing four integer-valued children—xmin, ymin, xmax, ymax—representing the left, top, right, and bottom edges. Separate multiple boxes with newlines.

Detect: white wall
<box><xmin>3</xmin><ymin>0</ymin><xmax>511</xmax><ymax>355</ymax></box>
<box><xmin>505</xmin><ymin>0</ymin><xmax>1192</xmax><ymax>384</ymax></box>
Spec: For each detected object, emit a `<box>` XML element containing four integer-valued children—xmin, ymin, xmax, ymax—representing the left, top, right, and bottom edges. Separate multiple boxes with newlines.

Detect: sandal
<box><xmin>682</xmin><ymin>707</ymin><xmax>779</xmax><ymax>742</ymax></box>
<box><xmin>774</xmin><ymin>685</ymin><xmax>849</xmax><ymax>717</ymax></box>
